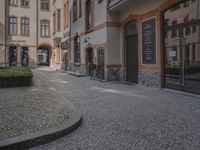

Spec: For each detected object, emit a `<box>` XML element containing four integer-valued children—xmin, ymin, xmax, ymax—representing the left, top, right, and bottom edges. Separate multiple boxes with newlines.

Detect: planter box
<box><xmin>0</xmin><ymin>76</ymin><xmax>32</xmax><ymax>88</ymax></box>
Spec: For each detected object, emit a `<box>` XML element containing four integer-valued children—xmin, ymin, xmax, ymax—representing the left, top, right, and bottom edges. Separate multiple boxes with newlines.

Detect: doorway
<box><xmin>21</xmin><ymin>47</ymin><xmax>28</xmax><ymax>67</ymax></box>
<box><xmin>125</xmin><ymin>20</ymin><xmax>138</xmax><ymax>83</ymax></box>
<box><xmin>97</xmin><ymin>47</ymin><xmax>104</xmax><ymax>79</ymax></box>
<box><xmin>9</xmin><ymin>46</ymin><xmax>17</xmax><ymax>66</ymax></box>
<box><xmin>86</xmin><ymin>48</ymin><xmax>93</xmax><ymax>75</ymax></box>
<box><xmin>163</xmin><ymin>0</ymin><xmax>200</xmax><ymax>94</ymax></box>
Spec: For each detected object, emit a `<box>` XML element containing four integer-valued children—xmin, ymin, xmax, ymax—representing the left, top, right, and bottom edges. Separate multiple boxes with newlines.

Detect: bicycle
<box><xmin>90</xmin><ymin>65</ymin><xmax>104</xmax><ymax>82</ymax></box>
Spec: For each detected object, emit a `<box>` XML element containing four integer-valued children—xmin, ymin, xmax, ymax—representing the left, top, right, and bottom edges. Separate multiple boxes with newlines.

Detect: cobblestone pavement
<box><xmin>28</xmin><ymin>70</ymin><xmax>200</xmax><ymax>150</ymax></box>
<box><xmin>0</xmin><ymin>71</ymin><xmax>71</xmax><ymax>141</ymax></box>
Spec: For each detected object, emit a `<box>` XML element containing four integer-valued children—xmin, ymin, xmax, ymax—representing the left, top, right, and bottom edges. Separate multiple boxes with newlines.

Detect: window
<box><xmin>73</xmin><ymin>0</ymin><xmax>78</xmax><ymax>21</ymax></box>
<box><xmin>21</xmin><ymin>18</ymin><xmax>29</xmax><ymax>36</ymax></box>
<box><xmin>192</xmin><ymin>44</ymin><xmax>196</xmax><ymax>62</ymax></box>
<box><xmin>41</xmin><ymin>20</ymin><xmax>50</xmax><ymax>37</ymax></box>
<box><xmin>41</xmin><ymin>0</ymin><xmax>49</xmax><ymax>10</ymax></box>
<box><xmin>74</xmin><ymin>36</ymin><xmax>80</xmax><ymax>63</ymax></box>
<box><xmin>9</xmin><ymin>0</ymin><xmax>17</xmax><ymax>6</ymax></box>
<box><xmin>79</xmin><ymin>0</ymin><xmax>82</xmax><ymax>17</ymax></box>
<box><xmin>57</xmin><ymin>9</ymin><xmax>61</xmax><ymax>31</ymax></box>
<box><xmin>184</xmin><ymin>15</ymin><xmax>190</xmax><ymax>35</ymax></box>
<box><xmin>53</xmin><ymin>13</ymin><xmax>56</xmax><ymax>33</ymax></box>
<box><xmin>21</xmin><ymin>0</ymin><xmax>29</xmax><ymax>7</ymax></box>
<box><xmin>172</xmin><ymin>46</ymin><xmax>177</xmax><ymax>61</ymax></box>
<box><xmin>171</xmin><ymin>20</ymin><xmax>177</xmax><ymax>38</ymax></box>
<box><xmin>9</xmin><ymin>17</ymin><xmax>17</xmax><ymax>35</ymax></box>
<box><xmin>64</xmin><ymin>1</ymin><xmax>69</xmax><ymax>28</ymax></box>
<box><xmin>9</xmin><ymin>46</ymin><xmax>17</xmax><ymax>66</ymax></box>
<box><xmin>183</xmin><ymin>1</ymin><xmax>189</xmax><ymax>7</ymax></box>
<box><xmin>85</xmin><ymin>0</ymin><xmax>93</xmax><ymax>31</ymax></box>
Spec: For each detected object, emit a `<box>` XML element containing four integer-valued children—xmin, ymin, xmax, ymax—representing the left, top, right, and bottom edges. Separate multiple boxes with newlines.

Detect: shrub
<box><xmin>0</xmin><ymin>67</ymin><xmax>33</xmax><ymax>88</ymax></box>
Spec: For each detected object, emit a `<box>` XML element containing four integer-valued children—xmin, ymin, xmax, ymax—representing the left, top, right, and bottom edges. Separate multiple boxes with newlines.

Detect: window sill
<box><xmin>40</xmin><ymin>36</ymin><xmax>51</xmax><ymax>38</ymax></box>
<box><xmin>85</xmin><ymin>28</ymin><xmax>93</xmax><ymax>34</ymax></box>
<box><xmin>20</xmin><ymin>6</ymin><xmax>30</xmax><ymax>8</ymax></box>
<box><xmin>74</xmin><ymin>63</ymin><xmax>80</xmax><ymax>66</ymax></box>
<box><xmin>40</xmin><ymin>9</ymin><xmax>50</xmax><ymax>12</ymax></box>
<box><xmin>21</xmin><ymin>35</ymin><xmax>30</xmax><ymax>37</ymax></box>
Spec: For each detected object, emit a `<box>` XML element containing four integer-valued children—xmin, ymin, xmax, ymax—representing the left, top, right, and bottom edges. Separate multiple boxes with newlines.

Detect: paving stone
<box><xmin>18</xmin><ymin>70</ymin><xmax>200</xmax><ymax>150</ymax></box>
<box><xmin>0</xmin><ymin>71</ymin><xmax>71</xmax><ymax>141</ymax></box>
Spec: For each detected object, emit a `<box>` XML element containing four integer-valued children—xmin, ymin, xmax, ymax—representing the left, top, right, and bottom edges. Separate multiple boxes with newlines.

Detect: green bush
<box><xmin>0</xmin><ymin>67</ymin><xmax>33</xmax><ymax>88</ymax></box>
<box><xmin>0</xmin><ymin>67</ymin><xmax>33</xmax><ymax>78</ymax></box>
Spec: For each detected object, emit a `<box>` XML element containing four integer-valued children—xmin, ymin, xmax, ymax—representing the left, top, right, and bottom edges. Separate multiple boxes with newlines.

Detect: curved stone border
<box><xmin>0</xmin><ymin>109</ymin><xmax>82</xmax><ymax>150</ymax></box>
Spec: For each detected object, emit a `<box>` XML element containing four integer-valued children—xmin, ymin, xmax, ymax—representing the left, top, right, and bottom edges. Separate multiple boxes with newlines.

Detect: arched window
<box><xmin>74</xmin><ymin>36</ymin><xmax>80</xmax><ymax>63</ymax></box>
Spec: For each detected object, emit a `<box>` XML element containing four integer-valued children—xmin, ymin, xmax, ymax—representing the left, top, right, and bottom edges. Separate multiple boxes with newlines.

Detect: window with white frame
<box><xmin>21</xmin><ymin>0</ymin><xmax>29</xmax><ymax>7</ymax></box>
<box><xmin>41</xmin><ymin>0</ymin><xmax>49</xmax><ymax>10</ymax></box>
<box><xmin>21</xmin><ymin>18</ymin><xmax>29</xmax><ymax>36</ymax></box>
<box><xmin>9</xmin><ymin>0</ymin><xmax>17</xmax><ymax>6</ymax></box>
<box><xmin>41</xmin><ymin>20</ymin><xmax>50</xmax><ymax>37</ymax></box>
<box><xmin>9</xmin><ymin>17</ymin><xmax>17</xmax><ymax>35</ymax></box>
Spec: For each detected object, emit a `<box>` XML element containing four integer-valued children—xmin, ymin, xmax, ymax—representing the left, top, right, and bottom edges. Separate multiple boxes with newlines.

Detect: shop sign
<box><xmin>61</xmin><ymin>42</ymin><xmax>69</xmax><ymax>50</ymax></box>
<box><xmin>142</xmin><ymin>18</ymin><xmax>156</xmax><ymax>64</ymax></box>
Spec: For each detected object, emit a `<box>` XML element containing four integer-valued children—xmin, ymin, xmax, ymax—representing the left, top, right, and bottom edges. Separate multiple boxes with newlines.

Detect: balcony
<box><xmin>107</xmin><ymin>0</ymin><xmax>132</xmax><ymax>12</ymax></box>
<box><xmin>52</xmin><ymin>31</ymin><xmax>62</xmax><ymax>41</ymax></box>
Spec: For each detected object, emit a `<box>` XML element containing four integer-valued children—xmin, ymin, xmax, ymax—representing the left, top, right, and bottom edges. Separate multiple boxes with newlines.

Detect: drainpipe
<box><xmin>36</xmin><ymin>0</ymin><xmax>39</xmax><ymax>68</ymax></box>
<box><xmin>4</xmin><ymin>0</ymin><xmax>7</xmax><ymax>67</ymax></box>
<box><xmin>197</xmin><ymin>0</ymin><xmax>200</xmax><ymax>63</ymax></box>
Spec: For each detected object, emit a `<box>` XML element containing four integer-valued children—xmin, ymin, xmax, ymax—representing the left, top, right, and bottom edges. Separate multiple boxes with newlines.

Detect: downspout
<box><xmin>5</xmin><ymin>0</ymin><xmax>7</xmax><ymax>67</ymax></box>
<box><xmin>197</xmin><ymin>0</ymin><xmax>200</xmax><ymax>63</ymax></box>
<box><xmin>36</xmin><ymin>0</ymin><xmax>39</xmax><ymax>68</ymax></box>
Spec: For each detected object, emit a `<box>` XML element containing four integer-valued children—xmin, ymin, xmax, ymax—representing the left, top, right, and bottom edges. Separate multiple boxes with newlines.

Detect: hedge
<box><xmin>0</xmin><ymin>67</ymin><xmax>33</xmax><ymax>88</ymax></box>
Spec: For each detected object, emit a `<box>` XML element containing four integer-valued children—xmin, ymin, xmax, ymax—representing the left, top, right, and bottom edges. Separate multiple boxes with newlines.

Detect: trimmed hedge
<box><xmin>0</xmin><ymin>67</ymin><xmax>33</xmax><ymax>88</ymax></box>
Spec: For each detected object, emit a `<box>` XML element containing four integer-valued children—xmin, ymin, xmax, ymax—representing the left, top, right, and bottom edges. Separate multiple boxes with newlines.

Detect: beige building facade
<box><xmin>52</xmin><ymin>0</ymin><xmax>71</xmax><ymax>70</ymax></box>
<box><xmin>70</xmin><ymin>0</ymin><xmax>200</xmax><ymax>94</ymax></box>
<box><xmin>0</xmin><ymin>0</ymin><xmax>69</xmax><ymax>69</ymax></box>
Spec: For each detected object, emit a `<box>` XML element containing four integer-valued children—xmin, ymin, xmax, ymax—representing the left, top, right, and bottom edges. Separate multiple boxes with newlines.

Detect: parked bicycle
<box><xmin>90</xmin><ymin>64</ymin><xmax>104</xmax><ymax>82</ymax></box>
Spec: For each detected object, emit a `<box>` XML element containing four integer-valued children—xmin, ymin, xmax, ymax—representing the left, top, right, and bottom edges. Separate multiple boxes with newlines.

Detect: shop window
<box><xmin>9</xmin><ymin>46</ymin><xmax>17</xmax><ymax>66</ymax></box>
<box><xmin>74</xmin><ymin>36</ymin><xmax>80</xmax><ymax>63</ymax></box>
<box><xmin>21</xmin><ymin>47</ymin><xmax>28</xmax><ymax>66</ymax></box>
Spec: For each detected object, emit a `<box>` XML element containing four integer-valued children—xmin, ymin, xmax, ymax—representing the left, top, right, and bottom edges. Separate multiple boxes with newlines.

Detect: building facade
<box><xmin>52</xmin><ymin>0</ymin><xmax>71</xmax><ymax>70</ymax></box>
<box><xmin>70</xmin><ymin>0</ymin><xmax>200</xmax><ymax>94</ymax></box>
<box><xmin>0</xmin><ymin>0</ymin><xmax>70</xmax><ymax>69</ymax></box>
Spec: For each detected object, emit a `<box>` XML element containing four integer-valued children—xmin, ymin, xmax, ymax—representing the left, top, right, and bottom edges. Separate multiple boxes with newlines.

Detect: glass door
<box><xmin>164</xmin><ymin>0</ymin><xmax>200</xmax><ymax>94</ymax></box>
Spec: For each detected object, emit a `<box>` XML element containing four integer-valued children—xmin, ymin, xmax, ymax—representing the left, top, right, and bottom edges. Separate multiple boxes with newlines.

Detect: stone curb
<box><xmin>0</xmin><ymin>109</ymin><xmax>82</xmax><ymax>150</ymax></box>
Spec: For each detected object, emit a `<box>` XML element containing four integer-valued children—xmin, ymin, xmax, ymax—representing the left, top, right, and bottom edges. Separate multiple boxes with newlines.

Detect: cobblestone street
<box><xmin>29</xmin><ymin>70</ymin><xmax>200</xmax><ymax>150</ymax></box>
<box><xmin>0</xmin><ymin>70</ymin><xmax>71</xmax><ymax>141</ymax></box>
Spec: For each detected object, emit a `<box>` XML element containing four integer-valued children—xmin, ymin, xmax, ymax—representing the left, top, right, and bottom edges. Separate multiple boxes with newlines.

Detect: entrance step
<box><xmin>66</xmin><ymin>71</ymin><xmax>86</xmax><ymax>77</ymax></box>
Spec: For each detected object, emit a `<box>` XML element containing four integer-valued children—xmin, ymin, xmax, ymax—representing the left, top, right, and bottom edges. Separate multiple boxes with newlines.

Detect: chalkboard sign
<box><xmin>142</xmin><ymin>18</ymin><xmax>156</xmax><ymax>64</ymax></box>
<box><xmin>61</xmin><ymin>42</ymin><xmax>69</xmax><ymax>50</ymax></box>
